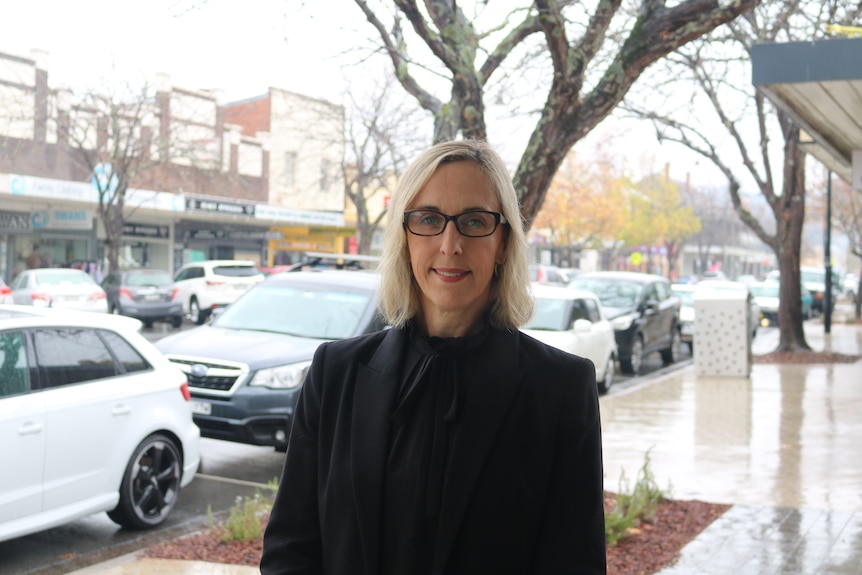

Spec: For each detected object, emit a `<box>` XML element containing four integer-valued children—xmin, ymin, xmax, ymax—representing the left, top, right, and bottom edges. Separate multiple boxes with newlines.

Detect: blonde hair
<box><xmin>378</xmin><ymin>139</ymin><xmax>533</xmax><ymax>329</ymax></box>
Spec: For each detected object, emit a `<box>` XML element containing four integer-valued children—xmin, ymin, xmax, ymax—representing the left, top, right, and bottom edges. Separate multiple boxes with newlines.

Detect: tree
<box><xmin>631</xmin><ymin>173</ymin><xmax>701</xmax><ymax>278</ymax></box>
<box><xmin>352</xmin><ymin>0</ymin><xmax>757</xmax><ymax>230</ymax></box>
<box><xmin>832</xmin><ymin>177</ymin><xmax>862</xmax><ymax>319</ymax></box>
<box><xmin>532</xmin><ymin>145</ymin><xmax>635</xmax><ymax>268</ymax></box>
<box><xmin>622</xmin><ymin>0</ymin><xmax>862</xmax><ymax>352</ymax></box>
<box><xmin>60</xmin><ymin>79</ymin><xmax>219</xmax><ymax>273</ymax></box>
<box><xmin>341</xmin><ymin>72</ymin><xmax>428</xmax><ymax>254</ymax></box>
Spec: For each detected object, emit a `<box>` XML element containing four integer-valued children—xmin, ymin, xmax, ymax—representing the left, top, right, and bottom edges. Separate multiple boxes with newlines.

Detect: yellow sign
<box><xmin>630</xmin><ymin>252</ymin><xmax>643</xmax><ymax>266</ymax></box>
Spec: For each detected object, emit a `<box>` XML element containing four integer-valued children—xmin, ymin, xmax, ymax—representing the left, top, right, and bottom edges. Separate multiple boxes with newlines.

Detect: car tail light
<box><xmin>0</xmin><ymin>285</ymin><xmax>10</xmax><ymax>296</ymax></box>
<box><xmin>170</xmin><ymin>287</ymin><xmax>179</xmax><ymax>300</ymax></box>
<box><xmin>206</xmin><ymin>279</ymin><xmax>225</xmax><ymax>286</ymax></box>
<box><xmin>180</xmin><ymin>381</ymin><xmax>191</xmax><ymax>401</ymax></box>
<box><xmin>118</xmin><ymin>288</ymin><xmax>133</xmax><ymax>300</ymax></box>
<box><xmin>90</xmin><ymin>290</ymin><xmax>107</xmax><ymax>301</ymax></box>
<box><xmin>32</xmin><ymin>292</ymin><xmax>52</xmax><ymax>303</ymax></box>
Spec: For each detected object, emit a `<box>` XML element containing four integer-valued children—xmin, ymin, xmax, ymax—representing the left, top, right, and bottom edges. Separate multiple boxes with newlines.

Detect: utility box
<box><xmin>693</xmin><ymin>287</ymin><xmax>752</xmax><ymax>377</ymax></box>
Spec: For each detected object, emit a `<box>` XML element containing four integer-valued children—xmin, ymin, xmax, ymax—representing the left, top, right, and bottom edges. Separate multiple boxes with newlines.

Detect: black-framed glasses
<box><xmin>403</xmin><ymin>209</ymin><xmax>508</xmax><ymax>238</ymax></box>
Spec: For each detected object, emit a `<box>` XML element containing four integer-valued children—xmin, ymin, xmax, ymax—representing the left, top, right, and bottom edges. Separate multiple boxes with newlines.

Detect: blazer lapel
<box><xmin>351</xmin><ymin>327</ymin><xmax>405</xmax><ymax>575</ymax></box>
<box><xmin>432</xmin><ymin>328</ymin><xmax>525</xmax><ymax>575</ymax></box>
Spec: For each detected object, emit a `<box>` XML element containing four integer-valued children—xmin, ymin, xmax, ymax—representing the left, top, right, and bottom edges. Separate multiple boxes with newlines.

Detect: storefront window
<box><xmin>12</xmin><ymin>236</ymin><xmax>96</xmax><ymax>279</ymax></box>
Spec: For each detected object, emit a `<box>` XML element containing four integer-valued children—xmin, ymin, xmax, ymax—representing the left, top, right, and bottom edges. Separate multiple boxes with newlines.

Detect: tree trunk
<box><xmin>774</xmin><ymin>136</ymin><xmax>810</xmax><ymax>352</ymax></box>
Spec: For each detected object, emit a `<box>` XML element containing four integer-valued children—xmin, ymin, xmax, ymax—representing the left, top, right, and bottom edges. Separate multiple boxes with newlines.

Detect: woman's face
<box><xmin>405</xmin><ymin>160</ymin><xmax>508</xmax><ymax>331</ymax></box>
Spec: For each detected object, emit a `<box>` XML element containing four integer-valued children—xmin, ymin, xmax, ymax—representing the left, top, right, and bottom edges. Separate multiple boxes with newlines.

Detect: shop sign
<box><xmin>256</xmin><ymin>204</ymin><xmax>344</xmax><ymax>227</ymax></box>
<box><xmin>31</xmin><ymin>209</ymin><xmax>93</xmax><ymax>230</ymax></box>
<box><xmin>187</xmin><ymin>228</ymin><xmax>270</xmax><ymax>241</ymax></box>
<box><xmin>123</xmin><ymin>223</ymin><xmax>169</xmax><ymax>238</ymax></box>
<box><xmin>11</xmin><ymin>174</ymin><xmax>185</xmax><ymax>212</ymax></box>
<box><xmin>186</xmin><ymin>197</ymin><xmax>256</xmax><ymax>216</ymax></box>
<box><xmin>0</xmin><ymin>210</ymin><xmax>33</xmax><ymax>232</ymax></box>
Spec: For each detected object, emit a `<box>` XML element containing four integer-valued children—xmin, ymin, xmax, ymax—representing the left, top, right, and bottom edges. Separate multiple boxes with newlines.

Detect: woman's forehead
<box><xmin>410</xmin><ymin>161</ymin><xmax>498</xmax><ymax>208</ymax></box>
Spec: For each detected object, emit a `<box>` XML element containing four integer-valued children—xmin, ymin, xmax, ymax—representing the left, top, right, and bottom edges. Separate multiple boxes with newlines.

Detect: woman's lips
<box><xmin>433</xmin><ymin>268</ymin><xmax>469</xmax><ymax>282</ymax></box>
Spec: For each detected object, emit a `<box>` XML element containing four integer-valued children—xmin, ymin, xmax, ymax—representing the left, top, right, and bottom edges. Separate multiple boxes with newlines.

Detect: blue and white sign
<box><xmin>31</xmin><ymin>209</ymin><xmax>93</xmax><ymax>230</ymax></box>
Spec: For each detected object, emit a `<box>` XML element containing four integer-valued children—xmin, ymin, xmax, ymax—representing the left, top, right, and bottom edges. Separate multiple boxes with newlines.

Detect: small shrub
<box><xmin>605</xmin><ymin>449</ymin><xmax>669</xmax><ymax>547</ymax></box>
<box><xmin>211</xmin><ymin>478</ymin><xmax>279</xmax><ymax>543</ymax></box>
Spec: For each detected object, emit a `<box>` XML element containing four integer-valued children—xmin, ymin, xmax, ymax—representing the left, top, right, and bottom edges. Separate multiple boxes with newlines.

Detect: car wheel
<box><xmin>171</xmin><ymin>315</ymin><xmax>183</xmax><ymax>328</ymax></box>
<box><xmin>190</xmin><ymin>297</ymin><xmax>206</xmax><ymax>325</ymax></box>
<box><xmin>660</xmin><ymin>329</ymin><xmax>681</xmax><ymax>365</ymax></box>
<box><xmin>620</xmin><ymin>335</ymin><xmax>644</xmax><ymax>375</ymax></box>
<box><xmin>107</xmin><ymin>433</ymin><xmax>182</xmax><ymax>530</ymax></box>
<box><xmin>597</xmin><ymin>355</ymin><xmax>615</xmax><ymax>395</ymax></box>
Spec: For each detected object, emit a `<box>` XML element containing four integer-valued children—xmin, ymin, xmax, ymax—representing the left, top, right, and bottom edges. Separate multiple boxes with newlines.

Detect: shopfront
<box><xmin>1</xmin><ymin>208</ymin><xmax>99</xmax><ymax>284</ymax></box>
<box><xmin>112</xmin><ymin>222</ymin><xmax>173</xmax><ymax>272</ymax></box>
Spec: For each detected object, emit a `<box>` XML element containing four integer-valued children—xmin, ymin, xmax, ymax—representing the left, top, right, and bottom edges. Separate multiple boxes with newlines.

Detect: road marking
<box><xmin>195</xmin><ymin>473</ymin><xmax>276</xmax><ymax>490</ymax></box>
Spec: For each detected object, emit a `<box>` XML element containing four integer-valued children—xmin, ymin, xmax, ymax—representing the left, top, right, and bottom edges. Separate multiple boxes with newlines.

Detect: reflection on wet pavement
<box><xmin>601</xmin><ymin>322</ymin><xmax>862</xmax><ymax>574</ymax></box>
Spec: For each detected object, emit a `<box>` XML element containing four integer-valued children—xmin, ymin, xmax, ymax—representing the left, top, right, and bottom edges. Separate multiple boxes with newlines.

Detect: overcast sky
<box><xmin>5</xmin><ymin>0</ymin><xmax>729</xmax><ymax>189</ymax></box>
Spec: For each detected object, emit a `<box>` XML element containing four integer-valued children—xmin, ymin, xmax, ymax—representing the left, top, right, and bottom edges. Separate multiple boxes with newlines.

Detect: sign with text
<box><xmin>186</xmin><ymin>197</ymin><xmax>256</xmax><ymax>216</ymax></box>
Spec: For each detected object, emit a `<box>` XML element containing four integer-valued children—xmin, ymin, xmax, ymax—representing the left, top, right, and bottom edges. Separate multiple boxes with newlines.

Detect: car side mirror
<box><xmin>573</xmin><ymin>318</ymin><xmax>593</xmax><ymax>333</ymax></box>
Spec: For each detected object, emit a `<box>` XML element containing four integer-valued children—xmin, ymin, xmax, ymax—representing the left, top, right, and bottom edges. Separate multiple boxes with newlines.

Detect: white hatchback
<box><xmin>172</xmin><ymin>260</ymin><xmax>265</xmax><ymax>325</ymax></box>
<box><xmin>522</xmin><ymin>284</ymin><xmax>618</xmax><ymax>394</ymax></box>
<box><xmin>10</xmin><ymin>268</ymin><xmax>108</xmax><ymax>313</ymax></box>
<box><xmin>0</xmin><ymin>305</ymin><xmax>200</xmax><ymax>543</ymax></box>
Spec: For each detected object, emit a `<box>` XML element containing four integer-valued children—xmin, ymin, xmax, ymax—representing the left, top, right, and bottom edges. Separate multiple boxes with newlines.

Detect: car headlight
<box><xmin>248</xmin><ymin>360</ymin><xmax>312</xmax><ymax>389</ymax></box>
<box><xmin>611</xmin><ymin>314</ymin><xmax>638</xmax><ymax>331</ymax></box>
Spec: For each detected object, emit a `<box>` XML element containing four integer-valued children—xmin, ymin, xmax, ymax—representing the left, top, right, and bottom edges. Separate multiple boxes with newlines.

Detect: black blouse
<box><xmin>380</xmin><ymin>321</ymin><xmax>490</xmax><ymax>575</ymax></box>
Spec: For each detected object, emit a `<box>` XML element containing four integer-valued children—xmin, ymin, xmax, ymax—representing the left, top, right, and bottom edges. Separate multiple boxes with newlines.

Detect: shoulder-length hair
<box><xmin>377</xmin><ymin>139</ymin><xmax>533</xmax><ymax>330</ymax></box>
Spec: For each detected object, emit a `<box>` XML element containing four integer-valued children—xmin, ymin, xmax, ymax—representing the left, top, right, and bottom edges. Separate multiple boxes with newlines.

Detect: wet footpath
<box><xmin>602</xmin><ymin>320</ymin><xmax>862</xmax><ymax>575</ymax></box>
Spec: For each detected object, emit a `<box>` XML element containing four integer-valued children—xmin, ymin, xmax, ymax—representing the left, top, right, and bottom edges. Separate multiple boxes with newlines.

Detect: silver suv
<box><xmin>173</xmin><ymin>260</ymin><xmax>264</xmax><ymax>324</ymax></box>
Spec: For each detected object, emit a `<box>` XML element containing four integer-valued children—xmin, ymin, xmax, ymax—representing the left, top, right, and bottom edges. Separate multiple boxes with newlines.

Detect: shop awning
<box><xmin>752</xmin><ymin>36</ymin><xmax>862</xmax><ymax>187</ymax></box>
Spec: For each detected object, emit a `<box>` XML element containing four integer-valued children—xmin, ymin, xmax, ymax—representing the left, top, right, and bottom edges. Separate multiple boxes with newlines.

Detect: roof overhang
<box><xmin>752</xmin><ymin>37</ymin><xmax>862</xmax><ymax>186</ymax></box>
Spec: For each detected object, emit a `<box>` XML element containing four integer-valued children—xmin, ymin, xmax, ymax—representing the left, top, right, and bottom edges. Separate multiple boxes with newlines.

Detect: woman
<box><xmin>261</xmin><ymin>139</ymin><xmax>606</xmax><ymax>575</ymax></box>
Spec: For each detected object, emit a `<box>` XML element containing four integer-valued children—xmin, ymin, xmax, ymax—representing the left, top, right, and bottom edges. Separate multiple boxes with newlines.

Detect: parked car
<box><xmin>172</xmin><ymin>260</ymin><xmax>265</xmax><ymax>325</ymax></box>
<box><xmin>528</xmin><ymin>264</ymin><xmax>569</xmax><ymax>286</ymax></box>
<box><xmin>671</xmin><ymin>284</ymin><xmax>696</xmax><ymax>353</ymax></box>
<box><xmin>155</xmin><ymin>270</ymin><xmax>387</xmax><ymax>451</ymax></box>
<box><xmin>522</xmin><ymin>284</ymin><xmax>618</xmax><ymax>394</ymax></box>
<box><xmin>749</xmin><ymin>281</ymin><xmax>813</xmax><ymax>326</ymax></box>
<box><xmin>9</xmin><ymin>268</ymin><xmax>108</xmax><ymax>313</ymax></box>
<box><xmin>843</xmin><ymin>272</ymin><xmax>859</xmax><ymax>302</ymax></box>
<box><xmin>0</xmin><ymin>279</ymin><xmax>11</xmax><ymax>304</ymax></box>
<box><xmin>567</xmin><ymin>271</ymin><xmax>681</xmax><ymax>375</ymax></box>
<box><xmin>0</xmin><ymin>305</ymin><xmax>200</xmax><ymax>542</ymax></box>
<box><xmin>101</xmin><ymin>268</ymin><xmax>184</xmax><ymax>328</ymax></box>
<box><xmin>694</xmin><ymin>279</ymin><xmax>760</xmax><ymax>340</ymax></box>
<box><xmin>766</xmin><ymin>266</ymin><xmax>839</xmax><ymax>316</ymax></box>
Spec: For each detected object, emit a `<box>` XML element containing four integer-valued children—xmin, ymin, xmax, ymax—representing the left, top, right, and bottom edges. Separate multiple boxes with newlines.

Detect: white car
<box><xmin>9</xmin><ymin>268</ymin><xmax>108</xmax><ymax>313</ymax></box>
<box><xmin>0</xmin><ymin>305</ymin><xmax>200</xmax><ymax>543</ymax></box>
<box><xmin>172</xmin><ymin>260</ymin><xmax>265</xmax><ymax>325</ymax></box>
<box><xmin>522</xmin><ymin>284</ymin><xmax>618</xmax><ymax>394</ymax></box>
<box><xmin>671</xmin><ymin>284</ymin><xmax>696</xmax><ymax>353</ymax></box>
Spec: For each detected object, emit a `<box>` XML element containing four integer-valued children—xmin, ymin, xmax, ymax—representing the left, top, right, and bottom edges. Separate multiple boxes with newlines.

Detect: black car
<box><xmin>568</xmin><ymin>271</ymin><xmax>681</xmax><ymax>375</ymax></box>
<box><xmin>101</xmin><ymin>268</ymin><xmax>184</xmax><ymax>328</ymax></box>
<box><xmin>154</xmin><ymin>270</ymin><xmax>387</xmax><ymax>451</ymax></box>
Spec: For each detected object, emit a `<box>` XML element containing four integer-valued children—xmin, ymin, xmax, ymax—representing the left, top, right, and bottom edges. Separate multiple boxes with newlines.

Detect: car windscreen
<box><xmin>674</xmin><ymin>290</ymin><xmax>695</xmax><ymax>306</ymax></box>
<box><xmin>34</xmin><ymin>271</ymin><xmax>94</xmax><ymax>286</ymax></box>
<box><xmin>213</xmin><ymin>283</ymin><xmax>373</xmax><ymax>339</ymax></box>
<box><xmin>523</xmin><ymin>297</ymin><xmax>571</xmax><ymax>331</ymax></box>
<box><xmin>126</xmin><ymin>272</ymin><xmax>173</xmax><ymax>287</ymax></box>
<box><xmin>569</xmin><ymin>279</ymin><xmax>642</xmax><ymax>308</ymax></box>
<box><xmin>749</xmin><ymin>285</ymin><xmax>779</xmax><ymax>298</ymax></box>
<box><xmin>213</xmin><ymin>265</ymin><xmax>261</xmax><ymax>277</ymax></box>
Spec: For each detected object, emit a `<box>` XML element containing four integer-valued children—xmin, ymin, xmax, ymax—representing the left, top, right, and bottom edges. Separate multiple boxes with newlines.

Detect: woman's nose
<box><xmin>438</xmin><ymin>221</ymin><xmax>463</xmax><ymax>254</ymax></box>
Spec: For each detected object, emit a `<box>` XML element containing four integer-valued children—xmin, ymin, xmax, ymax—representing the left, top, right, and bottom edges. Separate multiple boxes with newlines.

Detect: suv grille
<box><xmin>167</xmin><ymin>357</ymin><xmax>249</xmax><ymax>395</ymax></box>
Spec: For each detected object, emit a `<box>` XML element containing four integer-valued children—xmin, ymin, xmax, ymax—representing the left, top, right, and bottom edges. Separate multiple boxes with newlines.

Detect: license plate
<box><xmin>190</xmin><ymin>401</ymin><xmax>212</xmax><ymax>415</ymax></box>
<box><xmin>144</xmin><ymin>294</ymin><xmax>161</xmax><ymax>301</ymax></box>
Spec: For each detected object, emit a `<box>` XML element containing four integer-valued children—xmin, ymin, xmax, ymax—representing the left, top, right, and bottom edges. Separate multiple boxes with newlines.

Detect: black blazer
<box><xmin>261</xmin><ymin>325</ymin><xmax>606</xmax><ymax>575</ymax></box>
